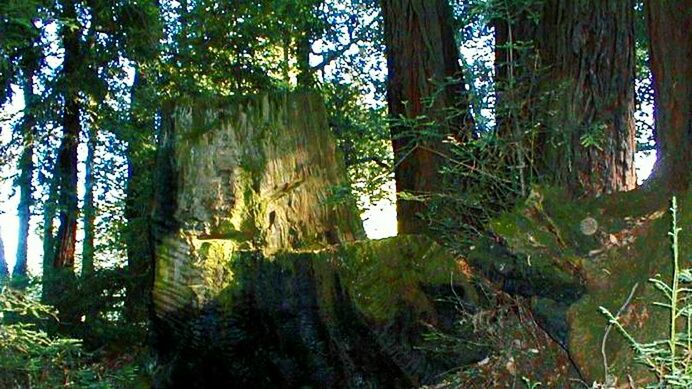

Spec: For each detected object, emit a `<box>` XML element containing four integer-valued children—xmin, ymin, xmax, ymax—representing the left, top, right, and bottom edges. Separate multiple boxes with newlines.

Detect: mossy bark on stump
<box><xmin>152</xmin><ymin>93</ymin><xmax>481</xmax><ymax>387</ymax></box>
<box><xmin>470</xmin><ymin>186</ymin><xmax>690</xmax><ymax>383</ymax></box>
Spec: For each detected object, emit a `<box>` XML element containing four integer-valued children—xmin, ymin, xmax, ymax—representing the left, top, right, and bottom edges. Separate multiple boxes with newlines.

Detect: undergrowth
<box><xmin>0</xmin><ymin>285</ymin><xmax>148</xmax><ymax>388</ymax></box>
<box><xmin>600</xmin><ymin>196</ymin><xmax>691</xmax><ymax>387</ymax></box>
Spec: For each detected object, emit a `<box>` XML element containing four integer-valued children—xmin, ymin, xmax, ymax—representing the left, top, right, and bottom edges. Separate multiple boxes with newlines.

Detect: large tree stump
<box><xmin>152</xmin><ymin>93</ymin><xmax>481</xmax><ymax>387</ymax></box>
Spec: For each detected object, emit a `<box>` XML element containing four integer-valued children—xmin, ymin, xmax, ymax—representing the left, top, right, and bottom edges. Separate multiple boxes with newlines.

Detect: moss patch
<box><xmin>328</xmin><ymin>235</ymin><xmax>477</xmax><ymax>322</ymax></box>
<box><xmin>477</xmin><ymin>186</ymin><xmax>690</xmax><ymax>383</ymax></box>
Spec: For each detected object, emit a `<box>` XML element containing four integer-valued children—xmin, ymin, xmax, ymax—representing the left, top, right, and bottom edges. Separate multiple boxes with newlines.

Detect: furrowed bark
<box><xmin>381</xmin><ymin>0</ymin><xmax>475</xmax><ymax>234</ymax></box>
<box><xmin>495</xmin><ymin>0</ymin><xmax>638</xmax><ymax>196</ymax></box>
<box><xmin>645</xmin><ymin>0</ymin><xmax>691</xmax><ymax>192</ymax></box>
<box><xmin>52</xmin><ymin>0</ymin><xmax>81</xmax><ymax>271</ymax></box>
<box><xmin>46</xmin><ymin>0</ymin><xmax>82</xmax><ymax>324</ymax></box>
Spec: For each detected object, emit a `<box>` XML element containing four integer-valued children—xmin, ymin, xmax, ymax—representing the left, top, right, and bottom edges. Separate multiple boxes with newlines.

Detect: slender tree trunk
<box><xmin>123</xmin><ymin>66</ymin><xmax>156</xmax><ymax>322</ymax></box>
<box><xmin>296</xmin><ymin>30</ymin><xmax>314</xmax><ymax>88</ymax></box>
<box><xmin>14</xmin><ymin>59</ymin><xmax>37</xmax><ymax>281</ymax></box>
<box><xmin>82</xmin><ymin>124</ymin><xmax>96</xmax><ymax>277</ymax></box>
<box><xmin>645</xmin><ymin>0</ymin><xmax>691</xmax><ymax>192</ymax></box>
<box><xmin>294</xmin><ymin>0</ymin><xmax>321</xmax><ymax>88</ymax></box>
<box><xmin>381</xmin><ymin>0</ymin><xmax>475</xmax><ymax>234</ymax></box>
<box><xmin>0</xmin><ymin>228</ymin><xmax>8</xmax><ymax>281</ymax></box>
<box><xmin>495</xmin><ymin>0</ymin><xmax>637</xmax><ymax>196</ymax></box>
<box><xmin>41</xmin><ymin>165</ymin><xmax>59</xmax><ymax>301</ymax></box>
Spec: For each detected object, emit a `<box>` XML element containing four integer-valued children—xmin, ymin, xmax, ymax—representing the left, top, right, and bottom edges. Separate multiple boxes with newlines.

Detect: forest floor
<box><xmin>425</xmin><ymin>290</ymin><xmax>582</xmax><ymax>388</ymax></box>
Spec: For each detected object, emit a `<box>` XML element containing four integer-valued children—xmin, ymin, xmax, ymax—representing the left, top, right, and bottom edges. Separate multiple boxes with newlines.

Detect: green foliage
<box><xmin>324</xmin><ymin>83</ymin><xmax>392</xmax><ymax>211</ymax></box>
<box><xmin>0</xmin><ymin>286</ymin><xmax>142</xmax><ymax>388</ymax></box>
<box><xmin>430</xmin><ymin>134</ymin><xmax>525</xmax><ymax>248</ymax></box>
<box><xmin>580</xmin><ymin>123</ymin><xmax>607</xmax><ymax>151</ymax></box>
<box><xmin>600</xmin><ymin>197</ymin><xmax>691</xmax><ymax>387</ymax></box>
<box><xmin>0</xmin><ymin>0</ymin><xmax>46</xmax><ymax>106</ymax></box>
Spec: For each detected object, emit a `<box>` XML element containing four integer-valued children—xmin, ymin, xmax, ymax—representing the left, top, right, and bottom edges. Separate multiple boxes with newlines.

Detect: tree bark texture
<box><xmin>645</xmin><ymin>0</ymin><xmax>691</xmax><ymax>192</ymax></box>
<box><xmin>44</xmin><ymin>0</ymin><xmax>82</xmax><ymax>324</ymax></box>
<box><xmin>152</xmin><ymin>93</ymin><xmax>481</xmax><ymax>386</ymax></box>
<box><xmin>153</xmin><ymin>93</ymin><xmax>366</xmax><ymax>317</ymax></box>
<box><xmin>495</xmin><ymin>0</ymin><xmax>637</xmax><ymax>196</ymax></box>
<box><xmin>381</xmin><ymin>0</ymin><xmax>474</xmax><ymax>234</ymax></box>
<box><xmin>53</xmin><ymin>0</ymin><xmax>81</xmax><ymax>270</ymax></box>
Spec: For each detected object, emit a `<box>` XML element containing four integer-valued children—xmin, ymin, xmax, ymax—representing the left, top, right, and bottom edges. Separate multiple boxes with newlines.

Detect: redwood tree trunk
<box><xmin>645</xmin><ymin>0</ymin><xmax>691</xmax><ymax>193</ymax></box>
<box><xmin>46</xmin><ymin>0</ymin><xmax>82</xmax><ymax>324</ymax></box>
<box><xmin>381</xmin><ymin>0</ymin><xmax>474</xmax><ymax>234</ymax></box>
<box><xmin>53</xmin><ymin>0</ymin><xmax>81</xmax><ymax>271</ymax></box>
<box><xmin>496</xmin><ymin>0</ymin><xmax>637</xmax><ymax>196</ymax></box>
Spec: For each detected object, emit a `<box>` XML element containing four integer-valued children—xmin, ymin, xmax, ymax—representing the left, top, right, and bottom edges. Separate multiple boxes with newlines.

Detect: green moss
<box><xmin>158</xmin><ymin>234</ymin><xmax>477</xmax><ymax>325</ymax></box>
<box><xmin>567</xmin><ymin>192</ymin><xmax>690</xmax><ymax>382</ymax></box>
<box><xmin>153</xmin><ymin>236</ymin><xmax>196</xmax><ymax>314</ymax></box>
<box><xmin>191</xmin><ymin>239</ymin><xmax>238</xmax><ymax>302</ymax></box>
<box><xmin>480</xmin><ymin>187</ymin><xmax>691</xmax><ymax>382</ymax></box>
<box><xmin>330</xmin><ymin>235</ymin><xmax>477</xmax><ymax>322</ymax></box>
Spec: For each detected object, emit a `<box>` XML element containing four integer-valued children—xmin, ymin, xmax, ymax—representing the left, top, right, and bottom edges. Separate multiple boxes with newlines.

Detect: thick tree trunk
<box><xmin>645</xmin><ymin>0</ymin><xmax>691</xmax><ymax>193</ymax></box>
<box><xmin>153</xmin><ymin>94</ymin><xmax>365</xmax><ymax>258</ymax></box>
<box><xmin>46</xmin><ymin>0</ymin><xmax>81</xmax><ymax>324</ymax></box>
<box><xmin>495</xmin><ymin>0</ymin><xmax>637</xmax><ymax>196</ymax></box>
<box><xmin>53</xmin><ymin>0</ymin><xmax>81</xmax><ymax>271</ymax></box>
<box><xmin>152</xmin><ymin>93</ymin><xmax>481</xmax><ymax>386</ymax></box>
<box><xmin>381</xmin><ymin>0</ymin><xmax>475</xmax><ymax>234</ymax></box>
<box><xmin>14</xmin><ymin>58</ymin><xmax>36</xmax><ymax>281</ymax></box>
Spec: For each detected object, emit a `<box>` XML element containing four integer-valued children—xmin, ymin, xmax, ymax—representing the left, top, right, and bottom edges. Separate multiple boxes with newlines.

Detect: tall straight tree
<box><xmin>0</xmin><ymin>0</ymin><xmax>44</xmax><ymax>281</ymax></box>
<box><xmin>123</xmin><ymin>65</ymin><xmax>157</xmax><ymax>322</ymax></box>
<box><xmin>117</xmin><ymin>0</ymin><xmax>161</xmax><ymax>322</ymax></box>
<box><xmin>52</xmin><ymin>0</ymin><xmax>82</xmax><ymax>271</ymax></box>
<box><xmin>14</xmin><ymin>53</ymin><xmax>38</xmax><ymax>280</ymax></box>
<box><xmin>44</xmin><ymin>0</ymin><xmax>84</xmax><ymax>321</ymax></box>
<box><xmin>495</xmin><ymin>0</ymin><xmax>637</xmax><ymax>196</ymax></box>
<box><xmin>645</xmin><ymin>0</ymin><xmax>691</xmax><ymax>192</ymax></box>
<box><xmin>381</xmin><ymin>0</ymin><xmax>474</xmax><ymax>234</ymax></box>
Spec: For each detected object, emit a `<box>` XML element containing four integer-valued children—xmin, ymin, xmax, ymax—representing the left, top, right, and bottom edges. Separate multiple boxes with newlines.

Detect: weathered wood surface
<box><xmin>152</xmin><ymin>93</ymin><xmax>481</xmax><ymax>387</ymax></box>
